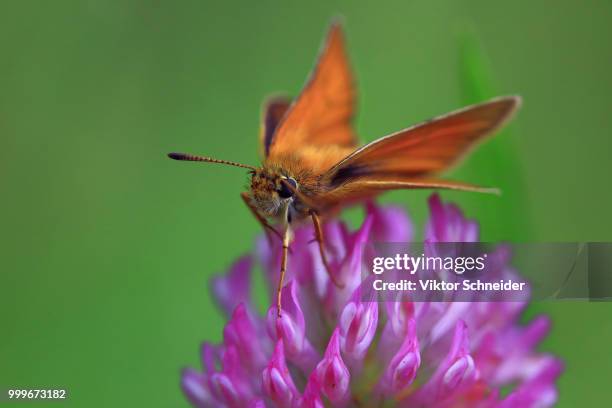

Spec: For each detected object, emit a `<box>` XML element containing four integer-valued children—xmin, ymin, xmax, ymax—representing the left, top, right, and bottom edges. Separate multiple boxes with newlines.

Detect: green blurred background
<box><xmin>1</xmin><ymin>0</ymin><xmax>611</xmax><ymax>406</ymax></box>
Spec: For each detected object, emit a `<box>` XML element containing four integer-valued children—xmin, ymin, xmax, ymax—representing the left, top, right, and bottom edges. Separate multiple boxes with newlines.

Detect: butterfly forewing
<box><xmin>266</xmin><ymin>22</ymin><xmax>357</xmax><ymax>160</ymax></box>
<box><xmin>323</xmin><ymin>96</ymin><xmax>521</xmax><ymax>187</ymax></box>
<box><xmin>293</xmin><ymin>96</ymin><xmax>522</xmax><ymax>211</ymax></box>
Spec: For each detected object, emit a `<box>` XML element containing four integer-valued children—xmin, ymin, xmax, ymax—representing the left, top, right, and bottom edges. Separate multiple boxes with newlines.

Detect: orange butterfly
<box><xmin>168</xmin><ymin>23</ymin><xmax>521</xmax><ymax>316</ymax></box>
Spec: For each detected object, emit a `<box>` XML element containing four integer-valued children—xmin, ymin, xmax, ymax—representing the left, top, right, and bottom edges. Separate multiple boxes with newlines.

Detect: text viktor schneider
<box><xmin>372</xmin><ymin>279</ymin><xmax>527</xmax><ymax>292</ymax></box>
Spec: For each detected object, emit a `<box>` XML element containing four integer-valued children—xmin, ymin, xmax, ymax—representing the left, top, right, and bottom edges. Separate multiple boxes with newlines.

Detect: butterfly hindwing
<box><xmin>260</xmin><ymin>97</ymin><xmax>291</xmax><ymax>157</ymax></box>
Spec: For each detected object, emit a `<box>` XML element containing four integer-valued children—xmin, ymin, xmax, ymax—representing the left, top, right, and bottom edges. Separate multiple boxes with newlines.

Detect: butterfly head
<box><xmin>250</xmin><ymin>167</ymin><xmax>298</xmax><ymax>217</ymax></box>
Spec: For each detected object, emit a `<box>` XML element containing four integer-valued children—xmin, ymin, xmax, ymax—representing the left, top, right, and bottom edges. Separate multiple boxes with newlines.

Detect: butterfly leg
<box><xmin>240</xmin><ymin>192</ymin><xmax>283</xmax><ymax>244</ymax></box>
<box><xmin>276</xmin><ymin>225</ymin><xmax>291</xmax><ymax>317</ymax></box>
<box><xmin>310</xmin><ymin>210</ymin><xmax>345</xmax><ymax>288</ymax></box>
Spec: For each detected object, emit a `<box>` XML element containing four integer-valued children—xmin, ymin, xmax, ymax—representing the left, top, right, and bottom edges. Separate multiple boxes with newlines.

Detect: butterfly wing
<box><xmin>322</xmin><ymin>96</ymin><xmax>520</xmax><ymax>187</ymax></box>
<box><xmin>315</xmin><ymin>178</ymin><xmax>499</xmax><ymax>209</ymax></box>
<box><xmin>304</xmin><ymin>96</ymin><xmax>520</xmax><ymax>211</ymax></box>
<box><xmin>260</xmin><ymin>96</ymin><xmax>291</xmax><ymax>157</ymax></box>
<box><xmin>266</xmin><ymin>22</ymin><xmax>357</xmax><ymax>159</ymax></box>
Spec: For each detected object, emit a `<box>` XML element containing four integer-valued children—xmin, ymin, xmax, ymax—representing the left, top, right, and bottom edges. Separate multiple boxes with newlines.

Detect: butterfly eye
<box><xmin>278</xmin><ymin>177</ymin><xmax>297</xmax><ymax>199</ymax></box>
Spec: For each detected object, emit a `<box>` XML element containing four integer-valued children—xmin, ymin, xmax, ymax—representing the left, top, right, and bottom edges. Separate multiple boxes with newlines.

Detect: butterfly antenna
<box><xmin>167</xmin><ymin>152</ymin><xmax>257</xmax><ymax>171</ymax></box>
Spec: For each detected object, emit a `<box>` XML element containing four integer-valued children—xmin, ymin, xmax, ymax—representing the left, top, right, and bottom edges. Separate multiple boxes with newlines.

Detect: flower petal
<box><xmin>181</xmin><ymin>368</ymin><xmax>214</xmax><ymax>408</ymax></box>
<box><xmin>315</xmin><ymin>329</ymin><xmax>350</xmax><ymax>405</ymax></box>
<box><xmin>425</xmin><ymin>193</ymin><xmax>479</xmax><ymax>243</ymax></box>
<box><xmin>223</xmin><ymin>303</ymin><xmax>268</xmax><ymax>373</ymax></box>
<box><xmin>379</xmin><ymin>318</ymin><xmax>421</xmax><ymax>396</ymax></box>
<box><xmin>339</xmin><ymin>285</ymin><xmax>378</xmax><ymax>363</ymax></box>
<box><xmin>266</xmin><ymin>280</ymin><xmax>304</xmax><ymax>353</ymax></box>
<box><xmin>407</xmin><ymin>320</ymin><xmax>478</xmax><ymax>405</ymax></box>
<box><xmin>248</xmin><ymin>399</ymin><xmax>267</xmax><ymax>408</ymax></box>
<box><xmin>262</xmin><ymin>340</ymin><xmax>300</xmax><ymax>408</ymax></box>
<box><xmin>368</xmin><ymin>203</ymin><xmax>413</xmax><ymax>242</ymax></box>
<box><xmin>499</xmin><ymin>357</ymin><xmax>563</xmax><ymax>408</ymax></box>
<box><xmin>209</xmin><ymin>372</ymin><xmax>241</xmax><ymax>407</ymax></box>
<box><xmin>211</xmin><ymin>256</ymin><xmax>253</xmax><ymax>315</ymax></box>
<box><xmin>299</xmin><ymin>374</ymin><xmax>325</xmax><ymax>408</ymax></box>
<box><xmin>331</xmin><ymin>214</ymin><xmax>374</xmax><ymax>309</ymax></box>
<box><xmin>206</xmin><ymin>346</ymin><xmax>253</xmax><ymax>408</ymax></box>
<box><xmin>200</xmin><ymin>343</ymin><xmax>221</xmax><ymax>374</ymax></box>
<box><xmin>266</xmin><ymin>280</ymin><xmax>319</xmax><ymax>373</ymax></box>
